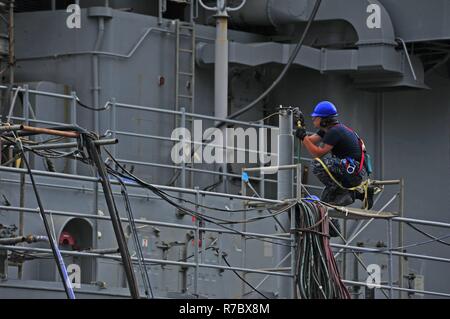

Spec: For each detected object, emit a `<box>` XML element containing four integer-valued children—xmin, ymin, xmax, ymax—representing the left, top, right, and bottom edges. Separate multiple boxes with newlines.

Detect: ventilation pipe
<box><xmin>199</xmin><ymin>0</ymin><xmax>426</xmax><ymax>89</ymax></box>
<box><xmin>229</xmin><ymin>0</ymin><xmax>399</xmax><ymax>71</ymax></box>
<box><xmin>88</xmin><ymin>7</ymin><xmax>113</xmax><ymax>133</ymax></box>
<box><xmin>230</xmin><ymin>0</ymin><xmax>310</xmax><ymax>27</ymax></box>
<box><xmin>198</xmin><ymin>0</ymin><xmax>246</xmax><ymax>192</ymax></box>
<box><xmin>230</xmin><ymin>0</ymin><xmax>397</xmax><ymax>46</ymax></box>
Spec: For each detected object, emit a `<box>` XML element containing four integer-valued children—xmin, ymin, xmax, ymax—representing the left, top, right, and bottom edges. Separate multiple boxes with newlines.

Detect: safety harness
<box><xmin>339</xmin><ymin>124</ymin><xmax>366</xmax><ymax>175</ymax></box>
<box><xmin>314</xmin><ymin>124</ymin><xmax>371</xmax><ymax>208</ymax></box>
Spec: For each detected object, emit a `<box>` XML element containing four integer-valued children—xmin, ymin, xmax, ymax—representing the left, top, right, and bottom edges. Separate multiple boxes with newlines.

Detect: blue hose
<box><xmin>52</xmin><ymin>238</ymin><xmax>76</xmax><ymax>299</ymax></box>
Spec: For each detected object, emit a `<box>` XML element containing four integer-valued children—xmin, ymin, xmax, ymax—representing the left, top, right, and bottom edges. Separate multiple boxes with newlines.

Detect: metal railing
<box><xmin>0</xmin><ymin>85</ymin><xmax>449</xmax><ymax>298</ymax></box>
<box><xmin>0</xmin><ymin>165</ymin><xmax>449</xmax><ymax>298</ymax></box>
<box><xmin>0</xmin><ymin>164</ymin><xmax>294</xmax><ymax>298</ymax></box>
<box><xmin>0</xmin><ymin>85</ymin><xmax>319</xmax><ymax>194</ymax></box>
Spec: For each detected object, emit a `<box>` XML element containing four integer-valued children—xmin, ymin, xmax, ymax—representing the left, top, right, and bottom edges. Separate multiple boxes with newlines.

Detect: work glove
<box><xmin>292</xmin><ymin>107</ymin><xmax>305</xmax><ymax>129</ymax></box>
<box><xmin>295</xmin><ymin>127</ymin><xmax>307</xmax><ymax>141</ymax></box>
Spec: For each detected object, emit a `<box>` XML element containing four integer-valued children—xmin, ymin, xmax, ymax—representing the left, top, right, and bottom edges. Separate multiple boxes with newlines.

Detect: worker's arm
<box><xmin>307</xmin><ymin>133</ymin><xmax>322</xmax><ymax>144</ymax></box>
<box><xmin>302</xmin><ymin>136</ymin><xmax>333</xmax><ymax>158</ymax></box>
<box><xmin>295</xmin><ymin>128</ymin><xmax>333</xmax><ymax>158</ymax></box>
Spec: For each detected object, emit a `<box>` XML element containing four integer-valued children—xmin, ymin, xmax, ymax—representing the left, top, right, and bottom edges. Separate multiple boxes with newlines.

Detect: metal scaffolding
<box><xmin>0</xmin><ymin>85</ymin><xmax>449</xmax><ymax>299</ymax></box>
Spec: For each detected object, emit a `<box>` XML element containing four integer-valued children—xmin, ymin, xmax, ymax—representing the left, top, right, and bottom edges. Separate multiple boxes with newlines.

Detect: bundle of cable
<box><xmin>295</xmin><ymin>201</ymin><xmax>350</xmax><ymax>299</ymax></box>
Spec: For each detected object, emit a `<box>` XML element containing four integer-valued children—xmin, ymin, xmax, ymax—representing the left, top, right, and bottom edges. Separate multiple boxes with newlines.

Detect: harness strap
<box><xmin>315</xmin><ymin>157</ymin><xmax>367</xmax><ymax>191</ymax></box>
<box><xmin>339</xmin><ymin>124</ymin><xmax>365</xmax><ymax>174</ymax></box>
<box><xmin>314</xmin><ymin>157</ymin><xmax>371</xmax><ymax>209</ymax></box>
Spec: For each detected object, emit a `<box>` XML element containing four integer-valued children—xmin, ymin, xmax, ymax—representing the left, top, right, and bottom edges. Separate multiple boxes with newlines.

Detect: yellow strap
<box><xmin>314</xmin><ymin>158</ymin><xmax>361</xmax><ymax>190</ymax></box>
<box><xmin>315</xmin><ymin>157</ymin><xmax>388</xmax><ymax>210</ymax></box>
<box><xmin>15</xmin><ymin>158</ymin><xmax>22</xmax><ymax>168</ymax></box>
<box><xmin>315</xmin><ymin>157</ymin><xmax>371</xmax><ymax>209</ymax></box>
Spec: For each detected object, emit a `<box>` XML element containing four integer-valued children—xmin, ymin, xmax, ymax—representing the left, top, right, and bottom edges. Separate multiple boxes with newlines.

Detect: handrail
<box><xmin>0</xmin><ymin>205</ymin><xmax>291</xmax><ymax>242</ymax></box>
<box><xmin>0</xmin><ymin>85</ymin><xmax>316</xmax><ymax>192</ymax></box>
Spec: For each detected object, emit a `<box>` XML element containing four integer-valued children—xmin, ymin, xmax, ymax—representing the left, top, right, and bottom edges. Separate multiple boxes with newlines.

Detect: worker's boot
<box><xmin>320</xmin><ymin>185</ymin><xmax>336</xmax><ymax>203</ymax></box>
<box><xmin>354</xmin><ymin>191</ymin><xmax>364</xmax><ymax>201</ymax></box>
<box><xmin>354</xmin><ymin>186</ymin><xmax>375</xmax><ymax>210</ymax></box>
<box><xmin>366</xmin><ymin>186</ymin><xmax>375</xmax><ymax>210</ymax></box>
<box><xmin>332</xmin><ymin>189</ymin><xmax>354</xmax><ymax>207</ymax></box>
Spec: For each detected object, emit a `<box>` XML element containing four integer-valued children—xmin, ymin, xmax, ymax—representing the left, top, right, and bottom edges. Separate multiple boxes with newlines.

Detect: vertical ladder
<box><xmin>175</xmin><ymin>19</ymin><xmax>196</xmax><ymax>187</ymax></box>
<box><xmin>175</xmin><ymin>20</ymin><xmax>196</xmax><ymax>115</ymax></box>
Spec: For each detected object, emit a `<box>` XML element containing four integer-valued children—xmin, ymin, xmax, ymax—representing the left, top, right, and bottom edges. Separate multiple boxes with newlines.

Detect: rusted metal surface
<box><xmin>21</xmin><ymin>125</ymin><xmax>80</xmax><ymax>138</ymax></box>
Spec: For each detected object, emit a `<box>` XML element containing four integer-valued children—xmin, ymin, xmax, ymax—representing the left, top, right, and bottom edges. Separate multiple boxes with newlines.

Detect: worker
<box><xmin>295</xmin><ymin>101</ymin><xmax>374</xmax><ymax>208</ymax></box>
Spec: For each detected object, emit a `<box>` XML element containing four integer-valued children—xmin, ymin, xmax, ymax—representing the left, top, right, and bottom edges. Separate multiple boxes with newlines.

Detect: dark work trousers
<box><xmin>312</xmin><ymin>157</ymin><xmax>367</xmax><ymax>203</ymax></box>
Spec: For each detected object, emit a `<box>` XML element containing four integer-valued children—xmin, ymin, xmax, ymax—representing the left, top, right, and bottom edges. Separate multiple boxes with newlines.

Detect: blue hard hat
<box><xmin>311</xmin><ymin>101</ymin><xmax>338</xmax><ymax>118</ymax></box>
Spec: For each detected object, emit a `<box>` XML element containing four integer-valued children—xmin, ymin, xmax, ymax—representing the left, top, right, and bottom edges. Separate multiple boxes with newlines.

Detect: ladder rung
<box><xmin>179</xmin><ymin>49</ymin><xmax>193</xmax><ymax>53</ymax></box>
<box><xmin>179</xmin><ymin>23</ymin><xmax>194</xmax><ymax>30</ymax></box>
<box><xmin>176</xmin><ymin>117</ymin><xmax>195</xmax><ymax>123</ymax></box>
<box><xmin>178</xmin><ymin>94</ymin><xmax>193</xmax><ymax>99</ymax></box>
<box><xmin>178</xmin><ymin>72</ymin><xmax>193</xmax><ymax>76</ymax></box>
<box><xmin>179</xmin><ymin>33</ymin><xmax>195</xmax><ymax>38</ymax></box>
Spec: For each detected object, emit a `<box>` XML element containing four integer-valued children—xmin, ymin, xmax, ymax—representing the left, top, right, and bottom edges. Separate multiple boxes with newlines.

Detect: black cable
<box><xmin>107</xmin><ymin>166</ymin><xmax>293</xmax><ymax>241</ymax></box>
<box><xmin>203</xmin><ymin>177</ymin><xmax>223</xmax><ymax>192</ymax></box>
<box><xmin>166</xmin><ymin>0</ymin><xmax>322</xmax><ymax>187</ymax></box>
<box><xmin>1</xmin><ymin>135</ymin><xmax>80</xmax><ymax>170</ymax></box>
<box><xmin>9</xmin><ymin>249</ymin><xmax>55</xmax><ymax>260</ymax></box>
<box><xmin>85</xmin><ymin>137</ymin><xmax>140</xmax><ymax>299</ymax></box>
<box><xmin>245</xmin><ymin>179</ymin><xmax>288</xmax><ymax>233</ymax></box>
<box><xmin>103</xmin><ymin>150</ymin><xmax>294</xmax><ymax>248</ymax></box>
<box><xmin>113</xmin><ymin>172</ymin><xmax>154</xmax><ymax>298</ymax></box>
<box><xmin>104</xmin><ymin>155</ymin><xmax>275</xmax><ymax>214</ymax></box>
<box><xmin>108</xmin><ymin>166</ymin><xmax>287</xmax><ymax>225</ymax></box>
<box><xmin>143</xmin><ymin>243</ymin><xmax>217</xmax><ymax>267</ymax></box>
<box><xmin>7</xmin><ymin>135</ymin><xmax>292</xmax><ymax>248</ymax></box>
<box><xmin>16</xmin><ymin>140</ymin><xmax>75</xmax><ymax>299</ymax></box>
<box><xmin>179</xmin><ymin>246</ymin><xmax>216</xmax><ymax>263</ymax></box>
<box><xmin>295</xmin><ymin>201</ymin><xmax>350</xmax><ymax>299</ymax></box>
<box><xmin>105</xmin><ymin>155</ymin><xmax>292</xmax><ymax>217</ymax></box>
<box><xmin>224</xmin><ymin>0</ymin><xmax>323</xmax><ymax>122</ymax></box>
<box><xmin>405</xmin><ymin>222</ymin><xmax>450</xmax><ymax>247</ymax></box>
<box><xmin>45</xmin><ymin>157</ymin><xmax>56</xmax><ymax>172</ymax></box>
<box><xmin>156</xmin><ymin>187</ymin><xmax>281</xmax><ymax>213</ymax></box>
<box><xmin>216</xmin><ymin>202</ymin><xmax>297</xmax><ymax>225</ymax></box>
<box><xmin>107</xmin><ymin>166</ymin><xmax>270</xmax><ymax>224</ymax></box>
<box><xmin>76</xmin><ymin>98</ymin><xmax>109</xmax><ymax>112</ymax></box>
<box><xmin>7</xmin><ymin>129</ymin><xmax>297</xmax><ymax>300</ymax></box>
<box><xmin>222</xmin><ymin>255</ymin><xmax>269</xmax><ymax>299</ymax></box>
<box><xmin>174</xmin><ymin>0</ymin><xmax>324</xmax><ymax>189</ymax></box>
<box><xmin>327</xmin><ymin>214</ymin><xmax>390</xmax><ymax>299</ymax></box>
<box><xmin>1</xmin><ymin>134</ymin><xmax>66</xmax><ymax>146</ymax></box>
